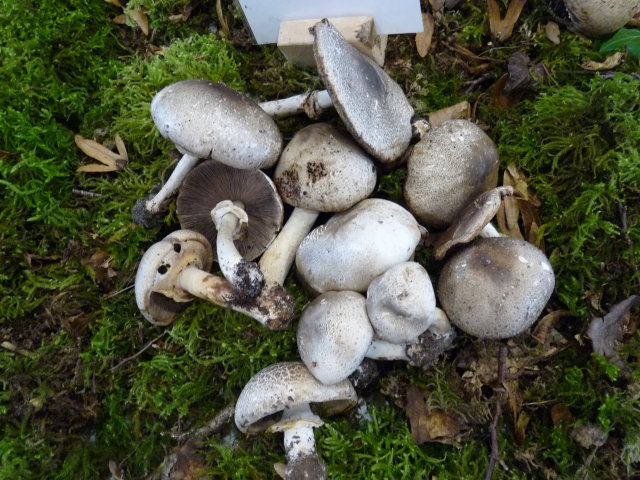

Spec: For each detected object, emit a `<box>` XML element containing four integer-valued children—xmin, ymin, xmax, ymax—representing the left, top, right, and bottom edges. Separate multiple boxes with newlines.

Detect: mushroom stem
<box><xmin>430</xmin><ymin>308</ymin><xmax>455</xmax><ymax>337</ymax></box>
<box><xmin>479</xmin><ymin>222</ymin><xmax>502</xmax><ymax>238</ymax></box>
<box><xmin>365</xmin><ymin>340</ymin><xmax>410</xmax><ymax>362</ymax></box>
<box><xmin>212</xmin><ymin>200</ymin><xmax>265</xmax><ymax>298</ymax></box>
<box><xmin>259</xmin><ymin>207</ymin><xmax>319</xmax><ymax>286</ymax></box>
<box><xmin>259</xmin><ymin>90</ymin><xmax>333</xmax><ymax>119</ymax></box>
<box><xmin>132</xmin><ymin>153</ymin><xmax>200</xmax><ymax>227</ymax></box>
<box><xmin>177</xmin><ymin>266</ymin><xmax>292</xmax><ymax>329</ymax></box>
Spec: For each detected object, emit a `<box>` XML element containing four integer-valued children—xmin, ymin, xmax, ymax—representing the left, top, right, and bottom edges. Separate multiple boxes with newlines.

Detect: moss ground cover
<box><xmin>1</xmin><ymin>0</ymin><xmax>639</xmax><ymax>479</ymax></box>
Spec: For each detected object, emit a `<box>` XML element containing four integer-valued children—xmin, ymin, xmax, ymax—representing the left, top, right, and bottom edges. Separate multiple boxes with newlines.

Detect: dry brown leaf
<box><xmin>406</xmin><ymin>385</ymin><xmax>465</xmax><ymax>444</ymax></box>
<box><xmin>531</xmin><ymin>310</ymin><xmax>573</xmax><ymax>344</ymax></box>
<box><xmin>582</xmin><ymin>52</ymin><xmax>624</xmax><ymax>71</ymax></box>
<box><xmin>114</xmin><ymin>134</ymin><xmax>128</xmax><ymax>160</ymax></box>
<box><xmin>416</xmin><ymin>12</ymin><xmax>436</xmax><ymax>58</ymax></box>
<box><xmin>550</xmin><ymin>403</ymin><xmax>573</xmax><ymax>425</ymax></box>
<box><xmin>75</xmin><ymin>134</ymin><xmax>127</xmax><ymax>172</ymax></box>
<box><xmin>77</xmin><ymin>164</ymin><xmax>121</xmax><ymax>173</ymax></box>
<box><xmin>427</xmin><ymin>101</ymin><xmax>470</xmax><ymax>126</ymax></box>
<box><xmin>112</xmin><ymin>13</ymin><xmax>127</xmax><ymax>25</ymax></box>
<box><xmin>129</xmin><ymin>8</ymin><xmax>150</xmax><ymax>36</ymax></box>
<box><xmin>545</xmin><ymin>21</ymin><xmax>561</xmax><ymax>44</ymax></box>
<box><xmin>82</xmin><ymin>249</ymin><xmax>118</xmax><ymax>286</ymax></box>
<box><xmin>587</xmin><ymin>295</ymin><xmax>640</xmax><ymax>364</ymax></box>
<box><xmin>487</xmin><ymin>0</ymin><xmax>528</xmax><ymax>42</ymax></box>
<box><xmin>104</xmin><ymin>0</ymin><xmax>122</xmax><ymax>6</ymax></box>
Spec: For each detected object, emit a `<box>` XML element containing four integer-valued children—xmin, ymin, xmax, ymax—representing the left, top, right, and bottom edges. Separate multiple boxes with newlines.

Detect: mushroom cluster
<box><xmin>131</xmin><ymin>19</ymin><xmax>557</xmax><ymax>479</ymax></box>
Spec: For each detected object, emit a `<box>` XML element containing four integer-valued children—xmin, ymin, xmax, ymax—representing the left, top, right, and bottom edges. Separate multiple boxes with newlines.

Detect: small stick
<box><xmin>110</xmin><ymin>331</ymin><xmax>168</xmax><ymax>372</ymax></box>
<box><xmin>170</xmin><ymin>403</ymin><xmax>235</xmax><ymax>441</ymax></box>
<box><xmin>484</xmin><ymin>343</ymin><xmax>508</xmax><ymax>480</ymax></box>
<box><xmin>72</xmin><ymin>188</ymin><xmax>103</xmax><ymax>198</ymax></box>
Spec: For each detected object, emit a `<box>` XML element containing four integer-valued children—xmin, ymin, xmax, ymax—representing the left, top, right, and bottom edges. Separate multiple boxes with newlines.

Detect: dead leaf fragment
<box><xmin>112</xmin><ymin>13</ymin><xmax>127</xmax><ymax>25</ymax></box>
<box><xmin>416</xmin><ymin>12</ymin><xmax>436</xmax><ymax>58</ymax></box>
<box><xmin>545</xmin><ymin>21</ymin><xmax>561</xmax><ymax>44</ymax></box>
<box><xmin>406</xmin><ymin>385</ymin><xmax>465</xmax><ymax>444</ymax></box>
<box><xmin>487</xmin><ymin>0</ymin><xmax>528</xmax><ymax>42</ymax></box>
<box><xmin>426</xmin><ymin>101</ymin><xmax>470</xmax><ymax>126</ymax></box>
<box><xmin>550</xmin><ymin>403</ymin><xmax>573</xmax><ymax>425</ymax></box>
<box><xmin>75</xmin><ymin>134</ymin><xmax>128</xmax><ymax>172</ymax></box>
<box><xmin>128</xmin><ymin>8</ymin><xmax>150</xmax><ymax>36</ymax></box>
<box><xmin>582</xmin><ymin>52</ymin><xmax>624</xmax><ymax>71</ymax></box>
<box><xmin>586</xmin><ymin>295</ymin><xmax>640</xmax><ymax>363</ymax></box>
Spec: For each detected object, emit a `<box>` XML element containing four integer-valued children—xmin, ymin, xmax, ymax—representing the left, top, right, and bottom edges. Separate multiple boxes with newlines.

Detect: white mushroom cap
<box><xmin>312</xmin><ymin>19</ymin><xmax>414</xmax><ymax>163</ymax></box>
<box><xmin>437</xmin><ymin>237</ymin><xmax>555</xmax><ymax>339</ymax></box>
<box><xmin>274</xmin><ymin>123</ymin><xmax>377</xmax><ymax>212</ymax></box>
<box><xmin>366</xmin><ymin>262</ymin><xmax>436</xmax><ymax>344</ymax></box>
<box><xmin>561</xmin><ymin>0</ymin><xmax>640</xmax><ymax>37</ymax></box>
<box><xmin>135</xmin><ymin>230</ymin><xmax>213</xmax><ymax>325</ymax></box>
<box><xmin>151</xmin><ymin>79</ymin><xmax>282</xmax><ymax>169</ymax></box>
<box><xmin>297</xmin><ymin>291</ymin><xmax>373</xmax><ymax>385</ymax></box>
<box><xmin>404</xmin><ymin>119</ymin><xmax>499</xmax><ymax>230</ymax></box>
<box><xmin>296</xmin><ymin>199</ymin><xmax>424</xmax><ymax>294</ymax></box>
<box><xmin>234</xmin><ymin>361</ymin><xmax>357</xmax><ymax>434</ymax></box>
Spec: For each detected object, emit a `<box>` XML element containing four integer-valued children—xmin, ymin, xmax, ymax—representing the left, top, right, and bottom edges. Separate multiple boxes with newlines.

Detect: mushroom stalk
<box><xmin>365</xmin><ymin>339</ymin><xmax>409</xmax><ymax>362</ymax></box>
<box><xmin>259</xmin><ymin>90</ymin><xmax>333</xmax><ymax>119</ymax></box>
<box><xmin>479</xmin><ymin>222</ymin><xmax>502</xmax><ymax>238</ymax></box>
<box><xmin>212</xmin><ymin>200</ymin><xmax>264</xmax><ymax>297</ymax></box>
<box><xmin>132</xmin><ymin>153</ymin><xmax>199</xmax><ymax>227</ymax></box>
<box><xmin>259</xmin><ymin>207</ymin><xmax>319</xmax><ymax>285</ymax></box>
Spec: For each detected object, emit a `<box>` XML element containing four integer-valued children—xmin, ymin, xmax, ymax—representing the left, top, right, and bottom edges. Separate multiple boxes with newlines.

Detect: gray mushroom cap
<box><xmin>274</xmin><ymin>123</ymin><xmax>377</xmax><ymax>212</ymax></box>
<box><xmin>561</xmin><ymin>0</ymin><xmax>640</xmax><ymax>37</ymax></box>
<box><xmin>438</xmin><ymin>237</ymin><xmax>555</xmax><ymax>339</ymax></box>
<box><xmin>366</xmin><ymin>262</ymin><xmax>436</xmax><ymax>344</ymax></box>
<box><xmin>234</xmin><ymin>361</ymin><xmax>357</xmax><ymax>434</ymax></box>
<box><xmin>296</xmin><ymin>199</ymin><xmax>425</xmax><ymax>294</ymax></box>
<box><xmin>404</xmin><ymin>119</ymin><xmax>499</xmax><ymax>230</ymax></box>
<box><xmin>297</xmin><ymin>291</ymin><xmax>374</xmax><ymax>385</ymax></box>
<box><xmin>135</xmin><ymin>230</ymin><xmax>213</xmax><ymax>325</ymax></box>
<box><xmin>151</xmin><ymin>79</ymin><xmax>282</xmax><ymax>169</ymax></box>
<box><xmin>312</xmin><ymin>19</ymin><xmax>414</xmax><ymax>163</ymax></box>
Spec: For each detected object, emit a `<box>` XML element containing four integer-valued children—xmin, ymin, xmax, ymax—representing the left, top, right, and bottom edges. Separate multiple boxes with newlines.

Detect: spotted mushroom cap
<box><xmin>560</xmin><ymin>0</ymin><xmax>640</xmax><ymax>37</ymax></box>
<box><xmin>297</xmin><ymin>291</ymin><xmax>374</xmax><ymax>385</ymax></box>
<box><xmin>437</xmin><ymin>237</ymin><xmax>555</xmax><ymax>339</ymax></box>
<box><xmin>177</xmin><ymin>160</ymin><xmax>284</xmax><ymax>261</ymax></box>
<box><xmin>312</xmin><ymin>19</ymin><xmax>414</xmax><ymax>163</ymax></box>
<box><xmin>404</xmin><ymin>119</ymin><xmax>499</xmax><ymax>230</ymax></box>
<box><xmin>135</xmin><ymin>230</ymin><xmax>213</xmax><ymax>325</ymax></box>
<box><xmin>151</xmin><ymin>79</ymin><xmax>282</xmax><ymax>169</ymax></box>
<box><xmin>366</xmin><ymin>262</ymin><xmax>436</xmax><ymax>344</ymax></box>
<box><xmin>296</xmin><ymin>199</ymin><xmax>424</xmax><ymax>294</ymax></box>
<box><xmin>234</xmin><ymin>361</ymin><xmax>357</xmax><ymax>434</ymax></box>
<box><xmin>274</xmin><ymin>123</ymin><xmax>377</xmax><ymax>212</ymax></box>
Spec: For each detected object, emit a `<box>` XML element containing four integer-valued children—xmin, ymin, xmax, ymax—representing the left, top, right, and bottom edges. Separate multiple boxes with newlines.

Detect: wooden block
<box><xmin>278</xmin><ymin>16</ymin><xmax>388</xmax><ymax>67</ymax></box>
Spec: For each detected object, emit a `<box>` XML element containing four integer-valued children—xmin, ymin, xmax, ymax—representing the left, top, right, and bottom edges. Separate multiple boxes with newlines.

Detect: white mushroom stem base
<box><xmin>132</xmin><ymin>153</ymin><xmax>200</xmax><ymax>227</ymax></box>
<box><xmin>259</xmin><ymin>90</ymin><xmax>333</xmax><ymax>119</ymax></box>
<box><xmin>479</xmin><ymin>222</ymin><xmax>502</xmax><ymax>238</ymax></box>
<box><xmin>176</xmin><ymin>266</ymin><xmax>291</xmax><ymax>329</ymax></box>
<box><xmin>212</xmin><ymin>200</ymin><xmax>264</xmax><ymax>298</ymax></box>
<box><xmin>259</xmin><ymin>207</ymin><xmax>319</xmax><ymax>285</ymax></box>
<box><xmin>366</xmin><ymin>340</ymin><xmax>409</xmax><ymax>362</ymax></box>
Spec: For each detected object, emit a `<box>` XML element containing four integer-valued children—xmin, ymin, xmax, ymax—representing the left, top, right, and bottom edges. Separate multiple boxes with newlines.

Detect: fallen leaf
<box><xmin>114</xmin><ymin>134</ymin><xmax>128</xmax><ymax>160</ymax></box>
<box><xmin>112</xmin><ymin>13</ymin><xmax>127</xmax><ymax>25</ymax></box>
<box><xmin>582</xmin><ymin>51</ymin><xmax>625</xmax><ymax>71</ymax></box>
<box><xmin>586</xmin><ymin>295</ymin><xmax>640</xmax><ymax>364</ymax></box>
<box><xmin>406</xmin><ymin>385</ymin><xmax>465</xmax><ymax>444</ymax></box>
<box><xmin>487</xmin><ymin>0</ymin><xmax>528</xmax><ymax>42</ymax></box>
<box><xmin>75</xmin><ymin>134</ymin><xmax>128</xmax><ymax>172</ymax></box>
<box><xmin>82</xmin><ymin>249</ymin><xmax>118</xmax><ymax>286</ymax></box>
<box><xmin>416</xmin><ymin>12</ymin><xmax>436</xmax><ymax>58</ymax></box>
<box><xmin>128</xmin><ymin>8</ymin><xmax>150</xmax><ymax>36</ymax></box>
<box><xmin>550</xmin><ymin>403</ymin><xmax>573</xmax><ymax>425</ymax></box>
<box><xmin>426</xmin><ymin>101</ymin><xmax>470</xmax><ymax>126</ymax></box>
<box><xmin>531</xmin><ymin>310</ymin><xmax>573</xmax><ymax>345</ymax></box>
<box><xmin>544</xmin><ymin>21</ymin><xmax>561</xmax><ymax>44</ymax></box>
<box><xmin>104</xmin><ymin>0</ymin><xmax>122</xmax><ymax>6</ymax></box>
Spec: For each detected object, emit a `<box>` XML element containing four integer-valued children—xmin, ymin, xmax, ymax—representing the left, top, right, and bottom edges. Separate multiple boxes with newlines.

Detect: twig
<box><xmin>110</xmin><ymin>331</ymin><xmax>168</xmax><ymax>372</ymax></box>
<box><xmin>72</xmin><ymin>188</ymin><xmax>103</xmax><ymax>198</ymax></box>
<box><xmin>484</xmin><ymin>343</ymin><xmax>508</xmax><ymax>480</ymax></box>
<box><xmin>104</xmin><ymin>283</ymin><xmax>135</xmax><ymax>299</ymax></box>
<box><xmin>170</xmin><ymin>403</ymin><xmax>235</xmax><ymax>441</ymax></box>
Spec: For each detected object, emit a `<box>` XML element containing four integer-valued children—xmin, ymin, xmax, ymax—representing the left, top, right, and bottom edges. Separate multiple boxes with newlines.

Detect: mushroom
<box><xmin>554</xmin><ymin>0</ymin><xmax>640</xmax><ymax>37</ymax></box>
<box><xmin>437</xmin><ymin>237</ymin><xmax>555</xmax><ymax>339</ymax></box>
<box><xmin>235</xmin><ymin>361</ymin><xmax>357</xmax><ymax>480</ymax></box>
<box><xmin>176</xmin><ymin>160</ymin><xmax>284</xmax><ymax>297</ymax></box>
<box><xmin>296</xmin><ymin>198</ymin><xmax>425</xmax><ymax>294</ymax></box>
<box><xmin>132</xmin><ymin>79</ymin><xmax>282</xmax><ymax>227</ymax></box>
<box><xmin>404</xmin><ymin>119</ymin><xmax>500</xmax><ymax>230</ymax></box>
<box><xmin>258</xmin><ymin>123</ymin><xmax>377</xmax><ymax>287</ymax></box>
<box><xmin>135</xmin><ymin>229</ymin><xmax>294</xmax><ymax>330</ymax></box>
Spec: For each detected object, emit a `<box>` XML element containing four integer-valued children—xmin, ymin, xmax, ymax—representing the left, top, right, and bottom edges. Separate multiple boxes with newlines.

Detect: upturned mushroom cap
<box><xmin>177</xmin><ymin>161</ymin><xmax>284</xmax><ymax>261</ymax></box>
<box><xmin>274</xmin><ymin>123</ymin><xmax>377</xmax><ymax>212</ymax></box>
<box><xmin>297</xmin><ymin>291</ymin><xmax>374</xmax><ymax>385</ymax></box>
<box><xmin>296</xmin><ymin>199</ymin><xmax>424</xmax><ymax>294</ymax></box>
<box><xmin>234</xmin><ymin>361</ymin><xmax>357</xmax><ymax>434</ymax></box>
<box><xmin>151</xmin><ymin>79</ymin><xmax>282</xmax><ymax>169</ymax></box>
<box><xmin>135</xmin><ymin>230</ymin><xmax>213</xmax><ymax>325</ymax></box>
<box><xmin>404</xmin><ymin>119</ymin><xmax>499</xmax><ymax>230</ymax></box>
<box><xmin>438</xmin><ymin>237</ymin><xmax>555</xmax><ymax>339</ymax></box>
<box><xmin>312</xmin><ymin>19</ymin><xmax>414</xmax><ymax>163</ymax></box>
<box><xmin>559</xmin><ymin>0</ymin><xmax>640</xmax><ymax>37</ymax></box>
<box><xmin>366</xmin><ymin>262</ymin><xmax>436</xmax><ymax>344</ymax></box>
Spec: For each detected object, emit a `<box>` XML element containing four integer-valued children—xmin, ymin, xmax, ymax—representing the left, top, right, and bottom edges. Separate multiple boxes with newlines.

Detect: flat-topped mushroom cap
<box><xmin>274</xmin><ymin>123</ymin><xmax>377</xmax><ymax>212</ymax></box>
<box><xmin>151</xmin><ymin>79</ymin><xmax>282</xmax><ymax>169</ymax></box>
<box><xmin>135</xmin><ymin>230</ymin><xmax>213</xmax><ymax>325</ymax></box>
<box><xmin>312</xmin><ymin>19</ymin><xmax>414</xmax><ymax>163</ymax></box>
<box><xmin>297</xmin><ymin>291</ymin><xmax>374</xmax><ymax>385</ymax></box>
<box><xmin>438</xmin><ymin>237</ymin><xmax>555</xmax><ymax>339</ymax></box>
<box><xmin>366</xmin><ymin>262</ymin><xmax>436</xmax><ymax>344</ymax></box>
<box><xmin>234</xmin><ymin>361</ymin><xmax>357</xmax><ymax>434</ymax></box>
<box><xmin>177</xmin><ymin>160</ymin><xmax>283</xmax><ymax>261</ymax></box>
<box><xmin>561</xmin><ymin>0</ymin><xmax>640</xmax><ymax>37</ymax></box>
<box><xmin>404</xmin><ymin>119</ymin><xmax>499</xmax><ymax>230</ymax></box>
<box><xmin>296</xmin><ymin>199</ymin><xmax>424</xmax><ymax>294</ymax></box>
